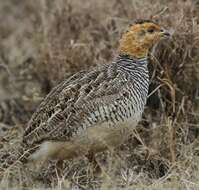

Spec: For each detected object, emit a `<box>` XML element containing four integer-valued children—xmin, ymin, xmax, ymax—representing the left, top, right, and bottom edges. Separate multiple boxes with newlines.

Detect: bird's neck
<box><xmin>116</xmin><ymin>54</ymin><xmax>148</xmax><ymax>67</ymax></box>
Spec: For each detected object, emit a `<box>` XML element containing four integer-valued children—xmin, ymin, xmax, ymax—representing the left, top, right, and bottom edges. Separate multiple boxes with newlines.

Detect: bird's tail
<box><xmin>27</xmin><ymin>140</ymin><xmax>86</xmax><ymax>162</ymax></box>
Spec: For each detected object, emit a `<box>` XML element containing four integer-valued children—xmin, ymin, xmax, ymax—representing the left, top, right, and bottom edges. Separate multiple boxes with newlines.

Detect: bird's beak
<box><xmin>160</xmin><ymin>28</ymin><xmax>171</xmax><ymax>37</ymax></box>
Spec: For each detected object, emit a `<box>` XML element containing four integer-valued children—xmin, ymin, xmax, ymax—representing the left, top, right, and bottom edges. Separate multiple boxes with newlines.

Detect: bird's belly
<box><xmin>70</xmin><ymin>116</ymin><xmax>140</xmax><ymax>156</ymax></box>
<box><xmin>80</xmin><ymin>111</ymin><xmax>140</xmax><ymax>142</ymax></box>
<box><xmin>30</xmin><ymin>115</ymin><xmax>141</xmax><ymax>162</ymax></box>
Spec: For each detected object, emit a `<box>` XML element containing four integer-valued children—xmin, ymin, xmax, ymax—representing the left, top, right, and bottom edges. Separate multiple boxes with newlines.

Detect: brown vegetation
<box><xmin>0</xmin><ymin>0</ymin><xmax>199</xmax><ymax>189</ymax></box>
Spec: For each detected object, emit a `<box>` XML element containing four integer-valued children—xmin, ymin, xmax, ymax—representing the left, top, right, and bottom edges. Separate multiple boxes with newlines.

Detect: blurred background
<box><xmin>0</xmin><ymin>0</ymin><xmax>199</xmax><ymax>189</ymax></box>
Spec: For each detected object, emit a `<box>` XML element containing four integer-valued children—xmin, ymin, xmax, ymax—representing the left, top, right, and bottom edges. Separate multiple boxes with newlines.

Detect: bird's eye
<box><xmin>147</xmin><ymin>28</ymin><xmax>155</xmax><ymax>33</ymax></box>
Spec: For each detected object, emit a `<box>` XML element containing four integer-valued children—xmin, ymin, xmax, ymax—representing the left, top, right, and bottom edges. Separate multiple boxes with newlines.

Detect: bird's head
<box><xmin>118</xmin><ymin>19</ymin><xmax>171</xmax><ymax>59</ymax></box>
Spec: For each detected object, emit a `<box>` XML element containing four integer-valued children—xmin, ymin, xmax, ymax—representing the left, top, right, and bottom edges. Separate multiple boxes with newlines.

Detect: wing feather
<box><xmin>23</xmin><ymin>63</ymin><xmax>132</xmax><ymax>145</ymax></box>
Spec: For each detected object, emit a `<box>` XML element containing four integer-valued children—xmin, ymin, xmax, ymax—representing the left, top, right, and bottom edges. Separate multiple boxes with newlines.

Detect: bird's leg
<box><xmin>86</xmin><ymin>151</ymin><xmax>102</xmax><ymax>175</ymax></box>
<box><xmin>55</xmin><ymin>160</ymin><xmax>64</xmax><ymax>177</ymax></box>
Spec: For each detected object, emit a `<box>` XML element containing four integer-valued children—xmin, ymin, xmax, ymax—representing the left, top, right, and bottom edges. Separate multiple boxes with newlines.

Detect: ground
<box><xmin>0</xmin><ymin>0</ymin><xmax>199</xmax><ymax>189</ymax></box>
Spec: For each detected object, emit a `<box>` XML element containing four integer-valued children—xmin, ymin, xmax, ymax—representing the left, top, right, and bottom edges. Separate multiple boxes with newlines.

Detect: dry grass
<box><xmin>0</xmin><ymin>0</ymin><xmax>199</xmax><ymax>189</ymax></box>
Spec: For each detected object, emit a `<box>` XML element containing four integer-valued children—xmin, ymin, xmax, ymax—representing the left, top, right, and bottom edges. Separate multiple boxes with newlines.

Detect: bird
<box><xmin>18</xmin><ymin>19</ymin><xmax>170</xmax><ymax>171</ymax></box>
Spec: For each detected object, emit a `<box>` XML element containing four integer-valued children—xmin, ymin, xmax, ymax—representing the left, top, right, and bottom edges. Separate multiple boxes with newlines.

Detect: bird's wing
<box><xmin>23</xmin><ymin>64</ymin><xmax>132</xmax><ymax>145</ymax></box>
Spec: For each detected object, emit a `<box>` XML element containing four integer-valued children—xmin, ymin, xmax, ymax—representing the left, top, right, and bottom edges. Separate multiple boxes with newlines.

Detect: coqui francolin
<box><xmin>3</xmin><ymin>19</ymin><xmax>171</xmax><ymax>173</ymax></box>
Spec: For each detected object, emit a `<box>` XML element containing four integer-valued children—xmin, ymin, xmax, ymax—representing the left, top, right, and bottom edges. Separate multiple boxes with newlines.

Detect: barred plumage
<box><xmin>23</xmin><ymin>55</ymin><xmax>148</xmax><ymax>144</ymax></box>
<box><xmin>18</xmin><ymin>20</ymin><xmax>170</xmax><ymax>167</ymax></box>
